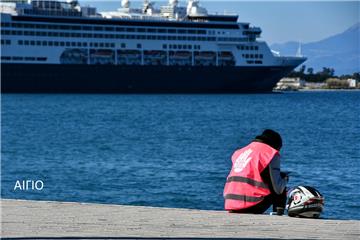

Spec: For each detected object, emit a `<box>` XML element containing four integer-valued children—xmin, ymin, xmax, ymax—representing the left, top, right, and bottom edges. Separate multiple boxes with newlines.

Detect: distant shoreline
<box><xmin>298</xmin><ymin>88</ymin><xmax>360</xmax><ymax>92</ymax></box>
<box><xmin>273</xmin><ymin>88</ymin><xmax>360</xmax><ymax>93</ymax></box>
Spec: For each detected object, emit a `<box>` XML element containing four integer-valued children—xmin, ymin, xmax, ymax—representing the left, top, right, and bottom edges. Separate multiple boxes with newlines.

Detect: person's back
<box><xmin>223</xmin><ymin>129</ymin><xmax>288</xmax><ymax>215</ymax></box>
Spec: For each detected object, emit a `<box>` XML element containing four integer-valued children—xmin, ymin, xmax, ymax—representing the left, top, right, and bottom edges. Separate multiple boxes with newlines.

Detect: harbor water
<box><xmin>1</xmin><ymin>92</ymin><xmax>359</xmax><ymax>220</ymax></box>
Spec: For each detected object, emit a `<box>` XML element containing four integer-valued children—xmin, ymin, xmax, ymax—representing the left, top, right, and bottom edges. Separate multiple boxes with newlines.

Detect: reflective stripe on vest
<box><xmin>226</xmin><ymin>176</ymin><xmax>269</xmax><ymax>189</ymax></box>
<box><xmin>224</xmin><ymin>194</ymin><xmax>264</xmax><ymax>202</ymax></box>
<box><xmin>223</xmin><ymin>141</ymin><xmax>279</xmax><ymax>211</ymax></box>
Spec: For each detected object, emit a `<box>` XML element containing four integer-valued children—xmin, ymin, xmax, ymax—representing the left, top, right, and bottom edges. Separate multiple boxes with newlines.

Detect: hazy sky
<box><xmin>82</xmin><ymin>1</ymin><xmax>359</xmax><ymax>44</ymax></box>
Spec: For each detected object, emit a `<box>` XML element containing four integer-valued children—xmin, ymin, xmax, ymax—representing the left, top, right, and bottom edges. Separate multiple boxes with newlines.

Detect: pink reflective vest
<box><xmin>223</xmin><ymin>141</ymin><xmax>279</xmax><ymax>210</ymax></box>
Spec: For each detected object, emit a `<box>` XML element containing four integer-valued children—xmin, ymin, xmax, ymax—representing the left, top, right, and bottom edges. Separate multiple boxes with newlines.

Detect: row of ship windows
<box><xmin>16</xmin><ymin>40</ymin><xmax>203</xmax><ymax>50</ymax></box>
<box><xmin>242</xmin><ymin>53</ymin><xmax>263</xmax><ymax>59</ymax></box>
<box><xmin>1</xmin><ymin>22</ymin><xmax>208</xmax><ymax>35</ymax></box>
<box><xmin>247</xmin><ymin>60</ymin><xmax>263</xmax><ymax>64</ymax></box>
<box><xmin>0</xmin><ymin>56</ymin><xmax>262</xmax><ymax>65</ymax></box>
<box><xmin>1</xmin><ymin>56</ymin><xmax>47</xmax><ymax>61</ymax></box>
<box><xmin>1</xmin><ymin>39</ymin><xmax>11</xmax><ymax>45</ymax></box>
<box><xmin>120</xmin><ymin>43</ymin><xmax>201</xmax><ymax>50</ymax></box>
<box><xmin>165</xmin><ymin>44</ymin><xmax>201</xmax><ymax>50</ymax></box>
<box><xmin>1</xmin><ymin>56</ymin><xmax>262</xmax><ymax>64</ymax></box>
<box><xmin>16</xmin><ymin>39</ymin><xmax>113</xmax><ymax>48</ymax></box>
<box><xmin>237</xmin><ymin>45</ymin><xmax>259</xmax><ymax>51</ymax></box>
<box><xmin>15</xmin><ymin>40</ymin><xmax>258</xmax><ymax>56</ymax></box>
<box><xmin>3</xmin><ymin>39</ymin><xmax>258</xmax><ymax>54</ymax></box>
<box><xmin>1</xmin><ymin>30</ymin><xmax>248</xmax><ymax>42</ymax></box>
<box><xmin>18</xmin><ymin>39</ymin><xmax>115</xmax><ymax>48</ymax></box>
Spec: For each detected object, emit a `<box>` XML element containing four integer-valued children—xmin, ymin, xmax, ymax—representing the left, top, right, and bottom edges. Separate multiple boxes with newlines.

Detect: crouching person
<box><xmin>224</xmin><ymin>129</ymin><xmax>288</xmax><ymax>215</ymax></box>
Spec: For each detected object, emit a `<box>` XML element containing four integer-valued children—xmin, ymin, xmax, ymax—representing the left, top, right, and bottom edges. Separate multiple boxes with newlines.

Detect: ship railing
<box><xmin>18</xmin><ymin>8</ymin><xmax>82</xmax><ymax>17</ymax></box>
<box><xmin>100</xmin><ymin>12</ymin><xmax>172</xmax><ymax>22</ymax></box>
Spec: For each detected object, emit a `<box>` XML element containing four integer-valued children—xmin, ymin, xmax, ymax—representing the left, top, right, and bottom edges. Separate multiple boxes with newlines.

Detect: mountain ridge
<box><xmin>270</xmin><ymin>22</ymin><xmax>359</xmax><ymax>75</ymax></box>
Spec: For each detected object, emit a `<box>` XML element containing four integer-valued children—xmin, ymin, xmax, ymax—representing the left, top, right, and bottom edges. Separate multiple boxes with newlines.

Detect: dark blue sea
<box><xmin>1</xmin><ymin>91</ymin><xmax>359</xmax><ymax>220</ymax></box>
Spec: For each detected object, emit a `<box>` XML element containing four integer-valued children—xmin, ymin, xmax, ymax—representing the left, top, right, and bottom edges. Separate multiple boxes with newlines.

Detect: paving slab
<box><xmin>1</xmin><ymin>199</ymin><xmax>359</xmax><ymax>239</ymax></box>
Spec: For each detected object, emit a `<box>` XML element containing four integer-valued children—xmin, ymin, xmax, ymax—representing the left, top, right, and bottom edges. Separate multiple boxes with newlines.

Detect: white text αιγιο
<box><xmin>14</xmin><ymin>180</ymin><xmax>44</xmax><ymax>191</ymax></box>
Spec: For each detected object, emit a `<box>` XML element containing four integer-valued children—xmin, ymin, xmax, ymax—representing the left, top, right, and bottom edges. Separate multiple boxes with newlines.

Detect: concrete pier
<box><xmin>1</xmin><ymin>199</ymin><xmax>359</xmax><ymax>239</ymax></box>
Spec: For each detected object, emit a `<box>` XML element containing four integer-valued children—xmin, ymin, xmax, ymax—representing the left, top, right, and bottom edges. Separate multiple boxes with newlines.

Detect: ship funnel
<box><xmin>187</xmin><ymin>0</ymin><xmax>207</xmax><ymax>16</ymax></box>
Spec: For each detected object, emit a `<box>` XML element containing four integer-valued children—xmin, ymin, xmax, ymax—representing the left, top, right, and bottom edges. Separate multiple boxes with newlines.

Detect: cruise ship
<box><xmin>0</xmin><ymin>0</ymin><xmax>306</xmax><ymax>93</ymax></box>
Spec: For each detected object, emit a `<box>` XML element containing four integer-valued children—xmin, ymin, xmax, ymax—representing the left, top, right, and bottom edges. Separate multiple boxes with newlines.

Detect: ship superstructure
<box><xmin>0</xmin><ymin>0</ymin><xmax>306</xmax><ymax>92</ymax></box>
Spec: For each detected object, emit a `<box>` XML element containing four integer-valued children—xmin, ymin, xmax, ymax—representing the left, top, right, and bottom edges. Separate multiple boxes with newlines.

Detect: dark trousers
<box><xmin>230</xmin><ymin>190</ymin><xmax>287</xmax><ymax>214</ymax></box>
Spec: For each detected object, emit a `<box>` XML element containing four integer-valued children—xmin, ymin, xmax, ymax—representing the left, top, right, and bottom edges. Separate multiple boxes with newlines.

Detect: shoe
<box><xmin>276</xmin><ymin>207</ymin><xmax>284</xmax><ymax>216</ymax></box>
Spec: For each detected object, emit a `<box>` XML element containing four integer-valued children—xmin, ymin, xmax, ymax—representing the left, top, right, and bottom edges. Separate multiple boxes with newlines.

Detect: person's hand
<box><xmin>280</xmin><ymin>172</ymin><xmax>289</xmax><ymax>182</ymax></box>
<box><xmin>284</xmin><ymin>175</ymin><xmax>289</xmax><ymax>183</ymax></box>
